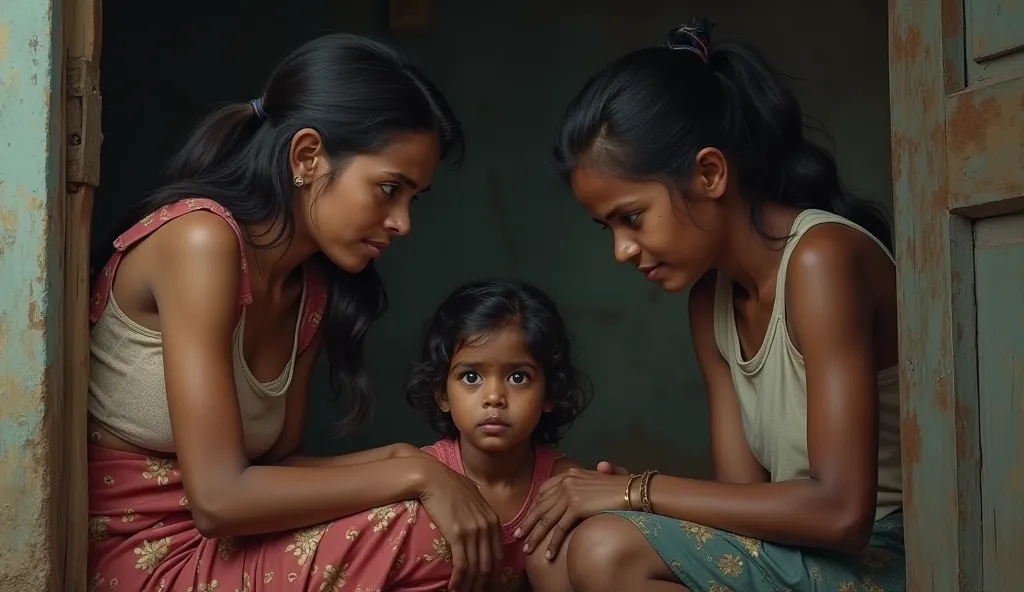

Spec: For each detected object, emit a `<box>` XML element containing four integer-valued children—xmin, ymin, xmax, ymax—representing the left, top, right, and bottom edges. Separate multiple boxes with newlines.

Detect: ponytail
<box><xmin>552</xmin><ymin>20</ymin><xmax>892</xmax><ymax>252</ymax></box>
<box><xmin>708</xmin><ymin>41</ymin><xmax>892</xmax><ymax>251</ymax></box>
<box><xmin>162</xmin><ymin>103</ymin><xmax>262</xmax><ymax>181</ymax></box>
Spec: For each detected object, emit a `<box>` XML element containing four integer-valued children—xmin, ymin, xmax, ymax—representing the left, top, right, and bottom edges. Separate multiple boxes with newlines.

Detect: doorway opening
<box><xmin>94</xmin><ymin>0</ymin><xmax>893</xmax><ymax>475</ymax></box>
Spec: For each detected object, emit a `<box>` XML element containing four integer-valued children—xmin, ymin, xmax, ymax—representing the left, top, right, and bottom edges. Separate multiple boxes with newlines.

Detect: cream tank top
<box><xmin>86</xmin><ymin>199</ymin><xmax>327</xmax><ymax>460</ymax></box>
<box><xmin>88</xmin><ymin>287</ymin><xmax>304</xmax><ymax>459</ymax></box>
<box><xmin>712</xmin><ymin>209</ymin><xmax>903</xmax><ymax>520</ymax></box>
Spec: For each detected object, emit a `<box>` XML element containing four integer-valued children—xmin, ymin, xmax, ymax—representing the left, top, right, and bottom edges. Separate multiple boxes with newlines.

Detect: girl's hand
<box><xmin>515</xmin><ymin>468</ymin><xmax>630</xmax><ymax>560</ymax></box>
<box><xmin>418</xmin><ymin>462</ymin><xmax>503</xmax><ymax>592</ymax></box>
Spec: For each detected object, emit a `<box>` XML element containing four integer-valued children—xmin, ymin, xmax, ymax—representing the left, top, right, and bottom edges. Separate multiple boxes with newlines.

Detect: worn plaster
<box><xmin>0</xmin><ymin>0</ymin><xmax>65</xmax><ymax>589</ymax></box>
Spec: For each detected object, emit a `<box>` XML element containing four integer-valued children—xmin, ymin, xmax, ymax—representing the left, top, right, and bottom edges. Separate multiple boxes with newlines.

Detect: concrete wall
<box><xmin>93</xmin><ymin>0</ymin><xmax>891</xmax><ymax>476</ymax></box>
<box><xmin>0</xmin><ymin>0</ymin><xmax>65</xmax><ymax>589</ymax></box>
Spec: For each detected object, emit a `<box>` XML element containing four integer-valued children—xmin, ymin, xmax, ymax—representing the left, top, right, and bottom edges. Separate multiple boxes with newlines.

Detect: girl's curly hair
<box><xmin>405</xmin><ymin>279</ymin><xmax>592</xmax><ymax>446</ymax></box>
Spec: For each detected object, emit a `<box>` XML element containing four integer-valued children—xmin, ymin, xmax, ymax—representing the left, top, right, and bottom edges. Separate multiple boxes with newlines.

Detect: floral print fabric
<box><xmin>606</xmin><ymin>509</ymin><xmax>906</xmax><ymax>592</ymax></box>
<box><xmin>88</xmin><ymin>445</ymin><xmax>456</xmax><ymax>592</ymax></box>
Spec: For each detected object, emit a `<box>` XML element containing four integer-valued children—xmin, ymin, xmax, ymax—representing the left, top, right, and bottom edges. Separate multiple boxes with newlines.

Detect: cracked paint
<box><xmin>0</xmin><ymin>0</ymin><xmax>63</xmax><ymax>590</ymax></box>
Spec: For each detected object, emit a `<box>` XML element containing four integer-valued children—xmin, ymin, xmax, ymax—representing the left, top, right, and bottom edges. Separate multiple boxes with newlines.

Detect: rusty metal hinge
<box><xmin>67</xmin><ymin>57</ymin><xmax>101</xmax><ymax>188</ymax></box>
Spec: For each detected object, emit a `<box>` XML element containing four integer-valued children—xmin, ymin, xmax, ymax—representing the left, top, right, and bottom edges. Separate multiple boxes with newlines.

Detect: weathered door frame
<box><xmin>889</xmin><ymin>0</ymin><xmax>1024</xmax><ymax>587</ymax></box>
<box><xmin>58</xmin><ymin>0</ymin><xmax>102</xmax><ymax>590</ymax></box>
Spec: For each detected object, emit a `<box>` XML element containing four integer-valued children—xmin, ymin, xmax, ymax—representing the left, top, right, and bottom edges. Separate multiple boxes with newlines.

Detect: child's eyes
<box><xmin>508</xmin><ymin>372</ymin><xmax>530</xmax><ymax>385</ymax></box>
<box><xmin>457</xmin><ymin>371</ymin><xmax>530</xmax><ymax>385</ymax></box>
<box><xmin>459</xmin><ymin>371</ymin><xmax>481</xmax><ymax>385</ymax></box>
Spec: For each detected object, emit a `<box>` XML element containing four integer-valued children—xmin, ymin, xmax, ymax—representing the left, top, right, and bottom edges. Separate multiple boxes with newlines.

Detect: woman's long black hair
<box><xmin>92</xmin><ymin>33</ymin><xmax>464</xmax><ymax>427</ymax></box>
<box><xmin>551</xmin><ymin>19</ymin><xmax>891</xmax><ymax>251</ymax></box>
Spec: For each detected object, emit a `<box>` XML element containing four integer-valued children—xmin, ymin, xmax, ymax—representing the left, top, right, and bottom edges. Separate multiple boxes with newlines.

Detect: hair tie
<box><xmin>249</xmin><ymin>97</ymin><xmax>268</xmax><ymax>122</ymax></box>
<box><xmin>666</xmin><ymin>17</ymin><xmax>713</xmax><ymax>63</ymax></box>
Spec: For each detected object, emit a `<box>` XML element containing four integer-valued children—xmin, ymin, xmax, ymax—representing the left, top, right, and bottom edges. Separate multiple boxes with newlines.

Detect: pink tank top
<box><xmin>423</xmin><ymin>438</ymin><xmax>562</xmax><ymax>577</ymax></box>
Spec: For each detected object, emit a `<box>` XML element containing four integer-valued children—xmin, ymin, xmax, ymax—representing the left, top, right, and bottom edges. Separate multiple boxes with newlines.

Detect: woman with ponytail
<box><xmin>87</xmin><ymin>33</ymin><xmax>505</xmax><ymax>592</ymax></box>
<box><xmin>517</xmin><ymin>20</ymin><xmax>905</xmax><ymax>592</ymax></box>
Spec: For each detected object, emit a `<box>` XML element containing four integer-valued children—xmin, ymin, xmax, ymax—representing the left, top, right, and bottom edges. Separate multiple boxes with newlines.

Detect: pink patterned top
<box><xmin>423</xmin><ymin>438</ymin><xmax>563</xmax><ymax>584</ymax></box>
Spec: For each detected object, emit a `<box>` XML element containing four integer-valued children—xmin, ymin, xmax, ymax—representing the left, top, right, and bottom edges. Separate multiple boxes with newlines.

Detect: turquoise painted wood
<box><xmin>890</xmin><ymin>0</ymin><xmax>1024</xmax><ymax>588</ymax></box>
<box><xmin>974</xmin><ymin>214</ymin><xmax>1024</xmax><ymax>590</ymax></box>
<box><xmin>966</xmin><ymin>0</ymin><xmax>1024</xmax><ymax>84</ymax></box>
<box><xmin>0</xmin><ymin>0</ymin><xmax>66</xmax><ymax>590</ymax></box>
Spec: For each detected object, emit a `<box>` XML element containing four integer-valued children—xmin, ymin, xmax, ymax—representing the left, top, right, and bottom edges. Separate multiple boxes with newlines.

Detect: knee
<box><xmin>565</xmin><ymin>514</ymin><xmax>642</xmax><ymax>592</ymax></box>
<box><xmin>525</xmin><ymin>545</ymin><xmax>569</xmax><ymax>592</ymax></box>
<box><xmin>524</xmin><ymin>542</ymin><xmax>555</xmax><ymax>579</ymax></box>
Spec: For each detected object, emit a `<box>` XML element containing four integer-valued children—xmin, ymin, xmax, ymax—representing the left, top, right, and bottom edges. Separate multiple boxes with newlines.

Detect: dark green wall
<box><xmin>95</xmin><ymin>0</ymin><xmax>890</xmax><ymax>476</ymax></box>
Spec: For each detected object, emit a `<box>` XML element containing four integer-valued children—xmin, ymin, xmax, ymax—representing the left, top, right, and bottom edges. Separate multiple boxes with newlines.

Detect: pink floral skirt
<box><xmin>87</xmin><ymin>445</ymin><xmax>455</xmax><ymax>592</ymax></box>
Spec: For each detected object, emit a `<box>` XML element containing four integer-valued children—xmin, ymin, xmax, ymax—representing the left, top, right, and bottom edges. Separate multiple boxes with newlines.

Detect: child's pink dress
<box><xmin>420</xmin><ymin>439</ymin><xmax>564</xmax><ymax>592</ymax></box>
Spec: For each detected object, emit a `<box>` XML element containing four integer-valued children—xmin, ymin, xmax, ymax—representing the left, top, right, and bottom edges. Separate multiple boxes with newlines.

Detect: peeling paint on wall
<box><xmin>0</xmin><ymin>0</ymin><xmax>64</xmax><ymax>590</ymax></box>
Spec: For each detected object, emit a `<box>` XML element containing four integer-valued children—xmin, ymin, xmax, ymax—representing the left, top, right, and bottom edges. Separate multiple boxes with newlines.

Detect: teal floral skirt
<box><xmin>607</xmin><ymin>510</ymin><xmax>905</xmax><ymax>592</ymax></box>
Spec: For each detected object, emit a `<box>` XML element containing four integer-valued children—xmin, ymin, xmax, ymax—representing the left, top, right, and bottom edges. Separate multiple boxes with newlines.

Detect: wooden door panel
<box><xmin>974</xmin><ymin>213</ymin><xmax>1024</xmax><ymax>591</ymax></box>
<box><xmin>891</xmin><ymin>0</ymin><xmax>1023</xmax><ymax>588</ymax></box>
<box><xmin>966</xmin><ymin>0</ymin><xmax>1024</xmax><ymax>82</ymax></box>
<box><xmin>968</xmin><ymin>0</ymin><xmax>1024</xmax><ymax>59</ymax></box>
<box><xmin>891</xmin><ymin>4</ymin><xmax>981</xmax><ymax>590</ymax></box>
<box><xmin>946</xmin><ymin>75</ymin><xmax>1024</xmax><ymax>213</ymax></box>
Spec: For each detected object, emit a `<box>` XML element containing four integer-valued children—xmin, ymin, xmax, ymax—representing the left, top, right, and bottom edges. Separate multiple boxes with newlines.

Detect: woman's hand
<box><xmin>418</xmin><ymin>462</ymin><xmax>503</xmax><ymax>592</ymax></box>
<box><xmin>515</xmin><ymin>468</ymin><xmax>630</xmax><ymax>560</ymax></box>
<box><xmin>595</xmin><ymin>461</ymin><xmax>629</xmax><ymax>475</ymax></box>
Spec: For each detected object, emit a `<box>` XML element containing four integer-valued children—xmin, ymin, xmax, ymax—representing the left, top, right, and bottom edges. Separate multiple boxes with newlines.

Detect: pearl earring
<box><xmin>293</xmin><ymin>175</ymin><xmax>305</xmax><ymax>187</ymax></box>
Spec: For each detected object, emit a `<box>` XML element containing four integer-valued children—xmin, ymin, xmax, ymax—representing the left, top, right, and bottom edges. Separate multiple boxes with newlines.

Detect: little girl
<box><xmin>405</xmin><ymin>279</ymin><xmax>592</xmax><ymax>591</ymax></box>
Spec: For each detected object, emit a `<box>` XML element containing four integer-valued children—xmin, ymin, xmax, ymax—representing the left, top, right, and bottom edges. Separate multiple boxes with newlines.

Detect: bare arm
<box><xmin>154</xmin><ymin>213</ymin><xmax>431</xmax><ymax>538</ymax></box>
<box><xmin>644</xmin><ymin>234</ymin><xmax>882</xmax><ymax>552</ymax></box>
<box><xmin>689</xmin><ymin>272</ymin><xmax>769</xmax><ymax>484</ymax></box>
<box><xmin>258</xmin><ymin>333</ymin><xmax>429</xmax><ymax>469</ymax></box>
<box><xmin>281</xmin><ymin>445</ymin><xmax>430</xmax><ymax>468</ymax></box>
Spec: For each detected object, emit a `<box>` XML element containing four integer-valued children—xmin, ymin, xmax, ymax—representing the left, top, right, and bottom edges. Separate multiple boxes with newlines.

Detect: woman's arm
<box><xmin>643</xmin><ymin>231</ymin><xmax>881</xmax><ymax>552</ymax></box>
<box><xmin>281</xmin><ymin>444</ymin><xmax>431</xmax><ymax>467</ymax></box>
<box><xmin>689</xmin><ymin>272</ymin><xmax>769</xmax><ymax>484</ymax></box>
<box><xmin>153</xmin><ymin>213</ymin><xmax>433</xmax><ymax>538</ymax></box>
<box><xmin>258</xmin><ymin>333</ymin><xmax>430</xmax><ymax>469</ymax></box>
<box><xmin>519</xmin><ymin>230</ymin><xmax>883</xmax><ymax>556</ymax></box>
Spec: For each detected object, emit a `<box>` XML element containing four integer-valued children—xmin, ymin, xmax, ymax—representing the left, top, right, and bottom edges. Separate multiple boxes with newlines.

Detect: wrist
<box><xmin>399</xmin><ymin>456</ymin><xmax>436</xmax><ymax>499</ymax></box>
<box><xmin>638</xmin><ymin>469</ymin><xmax>660</xmax><ymax>513</ymax></box>
<box><xmin>625</xmin><ymin>470</ymin><xmax>660</xmax><ymax>513</ymax></box>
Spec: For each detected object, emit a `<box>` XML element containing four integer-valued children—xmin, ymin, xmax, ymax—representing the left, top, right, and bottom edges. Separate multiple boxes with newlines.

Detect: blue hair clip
<box><xmin>666</xmin><ymin>17</ymin><xmax>713</xmax><ymax>63</ymax></box>
<box><xmin>249</xmin><ymin>97</ymin><xmax>268</xmax><ymax>121</ymax></box>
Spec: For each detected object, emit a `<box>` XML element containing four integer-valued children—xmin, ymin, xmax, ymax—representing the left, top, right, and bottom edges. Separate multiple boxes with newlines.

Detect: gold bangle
<box><xmin>640</xmin><ymin>469</ymin><xmax>660</xmax><ymax>513</ymax></box>
<box><xmin>629</xmin><ymin>474</ymin><xmax>643</xmax><ymax>510</ymax></box>
<box><xmin>624</xmin><ymin>474</ymin><xmax>640</xmax><ymax>511</ymax></box>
